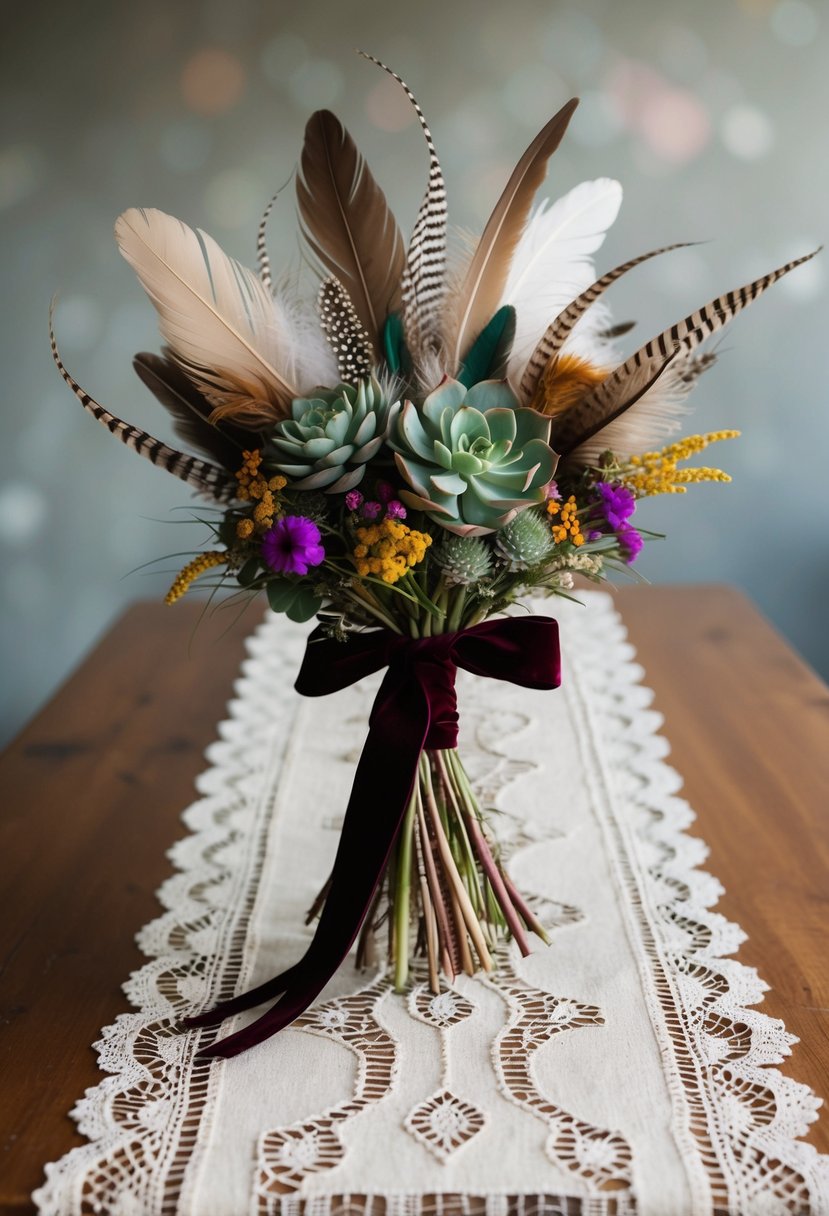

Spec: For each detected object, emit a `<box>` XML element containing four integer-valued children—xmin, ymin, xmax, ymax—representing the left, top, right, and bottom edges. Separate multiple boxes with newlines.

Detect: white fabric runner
<box><xmin>34</xmin><ymin>593</ymin><xmax>829</xmax><ymax>1216</ymax></box>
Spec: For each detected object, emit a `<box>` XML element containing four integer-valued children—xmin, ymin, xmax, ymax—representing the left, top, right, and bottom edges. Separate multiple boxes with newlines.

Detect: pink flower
<box><xmin>345</xmin><ymin>490</ymin><xmax>364</xmax><ymax>512</ymax></box>
<box><xmin>386</xmin><ymin>500</ymin><xmax>407</xmax><ymax>519</ymax></box>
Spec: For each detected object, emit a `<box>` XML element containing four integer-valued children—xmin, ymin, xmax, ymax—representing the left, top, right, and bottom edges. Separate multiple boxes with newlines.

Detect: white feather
<box><xmin>501</xmin><ymin>178</ymin><xmax>623</xmax><ymax>381</ymax></box>
<box><xmin>115</xmin><ymin>207</ymin><xmax>299</xmax><ymax>414</ymax></box>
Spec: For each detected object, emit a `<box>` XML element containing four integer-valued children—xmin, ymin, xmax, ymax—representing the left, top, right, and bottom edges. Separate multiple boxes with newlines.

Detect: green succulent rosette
<box><xmin>390</xmin><ymin>378</ymin><xmax>558</xmax><ymax>535</ymax></box>
<box><xmin>269</xmin><ymin>376</ymin><xmax>400</xmax><ymax>494</ymax></box>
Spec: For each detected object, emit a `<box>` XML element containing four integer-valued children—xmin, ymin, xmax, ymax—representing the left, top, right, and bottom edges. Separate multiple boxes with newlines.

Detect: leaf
<box><xmin>266</xmin><ymin>577</ymin><xmax>322</xmax><ymax>621</ymax></box>
<box><xmin>457</xmin><ymin>306</ymin><xmax>516</xmax><ymax>388</ymax></box>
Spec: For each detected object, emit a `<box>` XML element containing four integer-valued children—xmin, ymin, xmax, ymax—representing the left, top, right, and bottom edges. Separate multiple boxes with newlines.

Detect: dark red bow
<box><xmin>184</xmin><ymin>615</ymin><xmax>561</xmax><ymax>1058</ymax></box>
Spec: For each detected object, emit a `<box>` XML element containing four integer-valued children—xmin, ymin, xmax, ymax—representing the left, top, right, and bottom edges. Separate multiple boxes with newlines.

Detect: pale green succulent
<box><xmin>495</xmin><ymin>509</ymin><xmax>554</xmax><ymax>571</ymax></box>
<box><xmin>390</xmin><ymin>378</ymin><xmax>558</xmax><ymax>535</ymax></box>
<box><xmin>269</xmin><ymin>377</ymin><xmax>400</xmax><ymax>494</ymax></box>
<box><xmin>433</xmin><ymin>534</ymin><xmax>493</xmax><ymax>587</ymax></box>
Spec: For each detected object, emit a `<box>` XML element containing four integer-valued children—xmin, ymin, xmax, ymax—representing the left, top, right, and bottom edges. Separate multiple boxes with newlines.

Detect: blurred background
<box><xmin>2</xmin><ymin>0</ymin><xmax>827</xmax><ymax>746</ymax></box>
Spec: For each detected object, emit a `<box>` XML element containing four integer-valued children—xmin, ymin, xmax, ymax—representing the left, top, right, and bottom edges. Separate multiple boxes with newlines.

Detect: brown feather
<box><xmin>297</xmin><ymin>109</ymin><xmax>405</xmax><ymax>352</ymax></box>
<box><xmin>133</xmin><ymin>352</ymin><xmax>252</xmax><ymax>470</ymax></box>
<box><xmin>449</xmin><ymin>98</ymin><xmax>579</xmax><ymax>370</ymax></box>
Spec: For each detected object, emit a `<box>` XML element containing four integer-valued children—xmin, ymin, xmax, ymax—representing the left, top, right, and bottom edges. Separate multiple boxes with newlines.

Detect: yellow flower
<box><xmin>547</xmin><ymin>494</ymin><xmax>584</xmax><ymax>547</ymax></box>
<box><xmin>352</xmin><ymin>518</ymin><xmax>432</xmax><ymax>585</ymax></box>
<box><xmin>165</xmin><ymin>551</ymin><xmax>227</xmax><ymax>605</ymax></box>
<box><xmin>621</xmin><ymin>431</ymin><xmax>739</xmax><ymax>497</ymax></box>
<box><xmin>234</xmin><ymin>450</ymin><xmax>285</xmax><ymax>532</ymax></box>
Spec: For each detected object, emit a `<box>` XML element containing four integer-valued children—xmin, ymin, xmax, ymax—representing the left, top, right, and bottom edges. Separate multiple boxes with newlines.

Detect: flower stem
<box><xmin>393</xmin><ymin>788</ymin><xmax>417</xmax><ymax>992</ymax></box>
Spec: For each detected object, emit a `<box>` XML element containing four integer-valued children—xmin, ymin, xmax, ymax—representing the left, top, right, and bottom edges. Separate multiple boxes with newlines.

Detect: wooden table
<box><xmin>1</xmin><ymin>586</ymin><xmax>827</xmax><ymax>1214</ymax></box>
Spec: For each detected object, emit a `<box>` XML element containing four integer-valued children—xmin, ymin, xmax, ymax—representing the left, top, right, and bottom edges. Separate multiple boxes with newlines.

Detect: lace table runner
<box><xmin>34</xmin><ymin>592</ymin><xmax>829</xmax><ymax>1216</ymax></box>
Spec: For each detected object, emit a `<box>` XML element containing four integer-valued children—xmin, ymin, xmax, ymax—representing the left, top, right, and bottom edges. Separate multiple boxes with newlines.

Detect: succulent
<box><xmin>494</xmin><ymin>509</ymin><xmax>554</xmax><ymax>571</ymax></box>
<box><xmin>389</xmin><ymin>378</ymin><xmax>558</xmax><ymax>536</ymax></box>
<box><xmin>433</xmin><ymin>534</ymin><xmax>493</xmax><ymax>587</ymax></box>
<box><xmin>269</xmin><ymin>377</ymin><xmax>400</xmax><ymax>494</ymax></box>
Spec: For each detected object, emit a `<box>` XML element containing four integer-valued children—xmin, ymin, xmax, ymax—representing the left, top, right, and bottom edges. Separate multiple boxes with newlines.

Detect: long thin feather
<box><xmin>133</xmin><ymin>351</ymin><xmax>250</xmax><ymax>469</ymax></box>
<box><xmin>115</xmin><ymin>207</ymin><xmax>298</xmax><ymax>423</ymax></box>
<box><xmin>500</xmin><ymin>178</ymin><xmax>623</xmax><ymax>382</ymax></box>
<box><xmin>558</xmin><ymin>248</ymin><xmax>820</xmax><ymax>460</ymax></box>
<box><xmin>519</xmin><ymin>242</ymin><xmax>692</xmax><ymax>402</ymax></box>
<box><xmin>359</xmin><ymin>53</ymin><xmax>447</xmax><ymax>363</ymax></box>
<box><xmin>256</xmin><ymin>193</ymin><xmax>279</xmax><ymax>292</ymax></box>
<box><xmin>50</xmin><ymin>310</ymin><xmax>236</xmax><ymax>501</ymax></box>
<box><xmin>297</xmin><ymin>109</ymin><xmax>405</xmax><ymax>352</ymax></box>
<box><xmin>450</xmin><ymin>99</ymin><xmax>578</xmax><ymax>371</ymax></box>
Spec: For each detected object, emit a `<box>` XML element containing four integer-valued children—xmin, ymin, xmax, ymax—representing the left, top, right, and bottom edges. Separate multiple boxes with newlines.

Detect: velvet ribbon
<box><xmin>184</xmin><ymin>615</ymin><xmax>561</xmax><ymax>1059</ymax></box>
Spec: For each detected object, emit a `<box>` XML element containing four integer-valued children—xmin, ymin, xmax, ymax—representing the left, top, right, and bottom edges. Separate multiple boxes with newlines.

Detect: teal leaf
<box><xmin>457</xmin><ymin>305</ymin><xmax>516</xmax><ymax>387</ymax></box>
<box><xmin>383</xmin><ymin>313</ymin><xmax>411</xmax><ymax>377</ymax></box>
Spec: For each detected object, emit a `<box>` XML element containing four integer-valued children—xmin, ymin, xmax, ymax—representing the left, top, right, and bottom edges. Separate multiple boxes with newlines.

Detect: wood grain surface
<box><xmin>0</xmin><ymin>586</ymin><xmax>827</xmax><ymax>1214</ymax></box>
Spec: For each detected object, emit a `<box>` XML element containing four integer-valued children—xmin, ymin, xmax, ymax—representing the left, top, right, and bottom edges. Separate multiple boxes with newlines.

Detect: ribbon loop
<box><xmin>185</xmin><ymin>615</ymin><xmax>560</xmax><ymax>1058</ymax></box>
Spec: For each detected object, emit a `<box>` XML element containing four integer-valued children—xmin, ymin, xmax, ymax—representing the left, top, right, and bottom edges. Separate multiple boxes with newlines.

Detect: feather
<box><xmin>501</xmin><ymin>178</ymin><xmax>623</xmax><ymax>382</ymax></box>
<box><xmin>317</xmin><ymin>278</ymin><xmax>375</xmax><ymax>383</ymax></box>
<box><xmin>50</xmin><ymin>309</ymin><xmax>236</xmax><ymax>502</ymax></box>
<box><xmin>519</xmin><ymin>242</ymin><xmax>692</xmax><ymax>402</ymax></box>
<box><xmin>558</xmin><ymin>247</ymin><xmax>821</xmax><ymax>462</ymax></box>
<box><xmin>450</xmin><ymin>99</ymin><xmax>578</xmax><ymax>372</ymax></box>
<box><xmin>115</xmin><ymin>207</ymin><xmax>298</xmax><ymax>426</ymax></box>
<box><xmin>297</xmin><ymin>110</ymin><xmax>405</xmax><ymax>351</ymax></box>
<box><xmin>457</xmin><ymin>305</ymin><xmax>516</xmax><ymax>387</ymax></box>
<box><xmin>256</xmin><ymin>193</ymin><xmax>279</xmax><ymax>292</ymax></box>
<box><xmin>360</xmin><ymin>53</ymin><xmax>447</xmax><ymax>364</ymax></box>
<box><xmin>133</xmin><ymin>351</ymin><xmax>250</xmax><ymax>469</ymax></box>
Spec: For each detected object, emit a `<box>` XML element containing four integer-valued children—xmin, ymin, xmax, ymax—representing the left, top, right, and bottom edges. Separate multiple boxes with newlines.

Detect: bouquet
<box><xmin>52</xmin><ymin>55</ymin><xmax>815</xmax><ymax>1058</ymax></box>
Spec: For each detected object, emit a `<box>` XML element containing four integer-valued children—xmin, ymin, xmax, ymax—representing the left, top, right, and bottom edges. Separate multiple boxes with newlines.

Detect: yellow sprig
<box><xmin>165</xmin><ymin>551</ymin><xmax>227</xmax><ymax>604</ymax></box>
<box><xmin>622</xmin><ymin>431</ymin><xmax>739</xmax><ymax>497</ymax></box>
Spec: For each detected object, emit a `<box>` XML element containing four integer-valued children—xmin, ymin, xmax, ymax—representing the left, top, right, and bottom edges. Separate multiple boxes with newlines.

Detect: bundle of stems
<box><xmin>354</xmin><ymin>748</ymin><xmax>550</xmax><ymax>992</ymax></box>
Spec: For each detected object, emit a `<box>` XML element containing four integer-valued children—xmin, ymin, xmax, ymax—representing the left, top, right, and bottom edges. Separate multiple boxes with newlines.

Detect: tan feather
<box><xmin>115</xmin><ymin>207</ymin><xmax>297</xmax><ymax>423</ymax></box>
<box><xmin>449</xmin><ymin>98</ymin><xmax>579</xmax><ymax>371</ymax></box>
<box><xmin>297</xmin><ymin>109</ymin><xmax>405</xmax><ymax>352</ymax></box>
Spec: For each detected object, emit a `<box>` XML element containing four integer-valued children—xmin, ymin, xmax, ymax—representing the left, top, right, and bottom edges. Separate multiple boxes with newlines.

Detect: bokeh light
<box><xmin>720</xmin><ymin>104</ymin><xmax>775</xmax><ymax>159</ymax></box>
<box><xmin>181</xmin><ymin>48</ymin><xmax>246</xmax><ymax>116</ymax></box>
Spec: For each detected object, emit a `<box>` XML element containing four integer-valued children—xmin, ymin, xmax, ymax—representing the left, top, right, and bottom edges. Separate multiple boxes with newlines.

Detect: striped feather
<box><xmin>557</xmin><ymin>248</ymin><xmax>821</xmax><ymax>459</ymax></box>
<box><xmin>51</xmin><ymin>311</ymin><xmax>237</xmax><ymax>502</ymax></box>
<box><xmin>318</xmin><ymin>278</ymin><xmax>374</xmax><ymax>383</ymax></box>
<box><xmin>519</xmin><ymin>242</ymin><xmax>692</xmax><ymax>402</ymax></box>
<box><xmin>360</xmin><ymin>53</ymin><xmax>447</xmax><ymax>363</ymax></box>
<box><xmin>256</xmin><ymin>193</ymin><xmax>278</xmax><ymax>292</ymax></box>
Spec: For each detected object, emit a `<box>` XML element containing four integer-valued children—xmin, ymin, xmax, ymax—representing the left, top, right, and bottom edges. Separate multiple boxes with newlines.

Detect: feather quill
<box><xmin>557</xmin><ymin>248</ymin><xmax>821</xmax><ymax>461</ymax></box>
<box><xmin>133</xmin><ymin>351</ymin><xmax>250</xmax><ymax>470</ymax></box>
<box><xmin>519</xmin><ymin>242</ymin><xmax>692</xmax><ymax>402</ymax></box>
<box><xmin>50</xmin><ymin>310</ymin><xmax>236</xmax><ymax>501</ymax></box>
<box><xmin>297</xmin><ymin>110</ymin><xmax>405</xmax><ymax>351</ymax></box>
<box><xmin>115</xmin><ymin>207</ymin><xmax>298</xmax><ymax>425</ymax></box>
<box><xmin>360</xmin><ymin>53</ymin><xmax>447</xmax><ymax>364</ymax></box>
<box><xmin>501</xmin><ymin>178</ymin><xmax>623</xmax><ymax>382</ymax></box>
<box><xmin>450</xmin><ymin>99</ymin><xmax>578</xmax><ymax>371</ymax></box>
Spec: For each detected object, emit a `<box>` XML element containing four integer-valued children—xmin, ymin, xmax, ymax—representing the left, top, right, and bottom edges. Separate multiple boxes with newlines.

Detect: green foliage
<box><xmin>457</xmin><ymin>306</ymin><xmax>516</xmax><ymax>388</ymax></box>
<box><xmin>266</xmin><ymin>578</ymin><xmax>323</xmax><ymax>622</ymax></box>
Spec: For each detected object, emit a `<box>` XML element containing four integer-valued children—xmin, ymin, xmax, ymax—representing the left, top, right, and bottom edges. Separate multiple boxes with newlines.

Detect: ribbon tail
<box><xmin>192</xmin><ymin>662</ymin><xmax>431</xmax><ymax>1059</ymax></box>
<box><xmin>181</xmin><ymin>961</ymin><xmax>304</xmax><ymax>1030</ymax></box>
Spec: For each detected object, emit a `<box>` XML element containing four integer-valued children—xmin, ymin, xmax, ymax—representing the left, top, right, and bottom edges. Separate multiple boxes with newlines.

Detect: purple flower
<box><xmin>618</xmin><ymin>524</ymin><xmax>643</xmax><ymax>564</ymax></box>
<box><xmin>375</xmin><ymin>480</ymin><xmax>394</xmax><ymax>503</ymax></box>
<box><xmin>360</xmin><ymin>500</ymin><xmax>382</xmax><ymax>521</ymax></box>
<box><xmin>262</xmin><ymin>516</ymin><xmax>325</xmax><ymax>576</ymax></box>
<box><xmin>594</xmin><ymin>482</ymin><xmax>636</xmax><ymax>531</ymax></box>
<box><xmin>385</xmin><ymin>499</ymin><xmax>407</xmax><ymax>520</ymax></box>
<box><xmin>345</xmin><ymin>490</ymin><xmax>364</xmax><ymax>512</ymax></box>
<box><xmin>587</xmin><ymin>529</ymin><xmax>603</xmax><ymax>542</ymax></box>
<box><xmin>546</xmin><ymin>480</ymin><xmax>561</xmax><ymax>501</ymax></box>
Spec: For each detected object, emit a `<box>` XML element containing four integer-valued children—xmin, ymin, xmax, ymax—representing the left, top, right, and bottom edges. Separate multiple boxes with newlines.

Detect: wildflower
<box><xmin>165</xmin><ymin>551</ymin><xmax>227</xmax><ymax>604</ymax></box>
<box><xmin>345</xmin><ymin>490</ymin><xmax>364</xmax><ymax>512</ymax></box>
<box><xmin>361</xmin><ymin>500</ymin><xmax>382</xmax><ymax>521</ymax></box>
<box><xmin>385</xmin><ymin>499</ymin><xmax>407</xmax><ymax>520</ymax></box>
<box><xmin>618</xmin><ymin>524</ymin><xmax>643</xmax><ymax>564</ymax></box>
<box><xmin>547</xmin><ymin>494</ymin><xmax>585</xmax><ymax>546</ymax></box>
<box><xmin>621</xmin><ymin>431</ymin><xmax>739</xmax><ymax>496</ymax></box>
<box><xmin>262</xmin><ymin>516</ymin><xmax>325</xmax><ymax>576</ymax></box>
<box><xmin>352</xmin><ymin>518</ymin><xmax>432</xmax><ymax>584</ymax></box>
<box><xmin>234</xmin><ymin>449</ymin><xmax>286</xmax><ymax>532</ymax></box>
<box><xmin>593</xmin><ymin>482</ymin><xmax>636</xmax><ymax>531</ymax></box>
